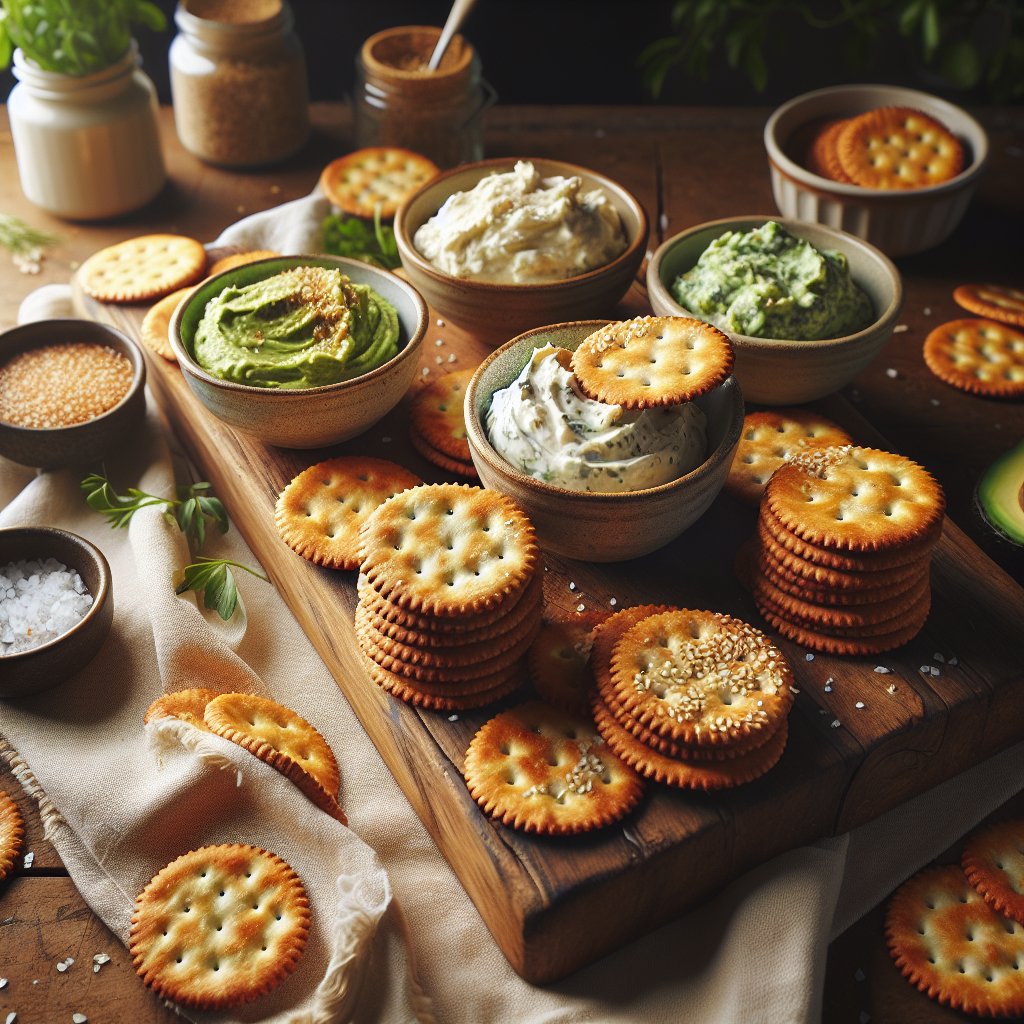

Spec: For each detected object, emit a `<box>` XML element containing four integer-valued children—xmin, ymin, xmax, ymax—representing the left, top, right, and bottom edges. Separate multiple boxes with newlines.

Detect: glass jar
<box><xmin>7</xmin><ymin>43</ymin><xmax>166</xmax><ymax>220</ymax></box>
<box><xmin>169</xmin><ymin>0</ymin><xmax>309</xmax><ymax>168</ymax></box>
<box><xmin>353</xmin><ymin>26</ymin><xmax>496</xmax><ymax>170</ymax></box>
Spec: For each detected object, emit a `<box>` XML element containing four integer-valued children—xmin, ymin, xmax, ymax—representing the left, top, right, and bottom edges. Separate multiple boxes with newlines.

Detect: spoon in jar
<box><xmin>427</xmin><ymin>0</ymin><xmax>478</xmax><ymax>71</ymax></box>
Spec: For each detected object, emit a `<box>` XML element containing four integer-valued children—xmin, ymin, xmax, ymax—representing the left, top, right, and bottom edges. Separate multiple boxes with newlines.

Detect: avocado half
<box><xmin>977</xmin><ymin>439</ymin><xmax>1024</xmax><ymax>546</ymax></box>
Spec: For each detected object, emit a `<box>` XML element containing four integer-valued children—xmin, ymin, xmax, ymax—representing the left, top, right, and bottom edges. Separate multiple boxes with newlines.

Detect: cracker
<box><xmin>409</xmin><ymin>428</ymin><xmax>479</xmax><ymax>479</ymax></box>
<box><xmin>364</xmin><ymin>653</ymin><xmax>525</xmax><ymax>711</ymax></box>
<box><xmin>0</xmin><ymin>791</ymin><xmax>25</xmax><ymax>885</ymax></box>
<box><xmin>886</xmin><ymin>863</ymin><xmax>1024</xmax><ymax>1017</ymax></box>
<box><xmin>143</xmin><ymin>687</ymin><xmax>223</xmax><ymax>730</ymax></box>
<box><xmin>207</xmin><ymin>250</ymin><xmax>280</xmax><ymax>276</ymax></box>
<box><xmin>805</xmin><ymin>117</ymin><xmax>854</xmax><ymax>183</ymax></box>
<box><xmin>923</xmin><ymin>318</ymin><xmax>1024</xmax><ymax>399</ymax></box>
<box><xmin>764</xmin><ymin>446</ymin><xmax>945</xmax><ymax>553</ymax></box>
<box><xmin>527</xmin><ymin>613</ymin><xmax>608</xmax><ymax>715</ymax></box>
<box><xmin>962</xmin><ymin>819</ymin><xmax>1024</xmax><ymax>926</ymax></box>
<box><xmin>319</xmin><ymin>147</ymin><xmax>440</xmax><ymax>220</ymax></box>
<box><xmin>79</xmin><ymin>234</ymin><xmax>208</xmax><ymax>304</ymax></box>
<box><xmin>954</xmin><ymin>284</ymin><xmax>1024</xmax><ymax>328</ymax></box>
<box><xmin>836</xmin><ymin>107</ymin><xmax>964</xmax><ymax>190</ymax></box>
<box><xmin>755</xmin><ymin>600</ymin><xmax>930</xmax><ymax>655</ymax></box>
<box><xmin>570</xmin><ymin>316</ymin><xmax>734</xmax><ymax>409</ymax></box>
<box><xmin>276</xmin><ymin>457</ymin><xmax>422</xmax><ymax>571</ymax></box>
<box><xmin>358</xmin><ymin>483</ymin><xmax>539</xmax><ymax>617</ymax></box>
<box><xmin>409</xmin><ymin>369</ymin><xmax>475</xmax><ymax>462</ymax></box>
<box><xmin>129</xmin><ymin>844</ymin><xmax>309</xmax><ymax>1010</ymax></box>
<box><xmin>589</xmin><ymin>604</ymin><xmax>676</xmax><ymax>680</ymax></box>
<box><xmin>140</xmin><ymin>287</ymin><xmax>193</xmax><ymax>362</ymax></box>
<box><xmin>204</xmin><ymin>693</ymin><xmax>345</xmax><ymax>824</ymax></box>
<box><xmin>464</xmin><ymin>701</ymin><xmax>643</xmax><ymax>834</ymax></box>
<box><xmin>727</xmin><ymin>409</ymin><xmax>853</xmax><ymax>506</ymax></box>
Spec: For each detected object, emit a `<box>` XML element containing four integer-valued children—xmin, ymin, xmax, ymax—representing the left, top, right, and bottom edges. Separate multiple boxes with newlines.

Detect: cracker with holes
<box><xmin>835</xmin><ymin>107</ymin><xmax>964</xmax><ymax>190</ymax></box>
<box><xmin>207</xmin><ymin>250</ymin><xmax>280</xmax><ymax>277</ymax></box>
<box><xmin>464</xmin><ymin>701</ymin><xmax>643</xmax><ymax>834</ymax></box>
<box><xmin>527</xmin><ymin>613</ymin><xmax>607</xmax><ymax>715</ymax></box>
<box><xmin>0</xmin><ymin>790</ymin><xmax>25</xmax><ymax>885</ymax></box>
<box><xmin>885</xmin><ymin>863</ymin><xmax>1024</xmax><ymax>1017</ymax></box>
<box><xmin>409</xmin><ymin>429</ymin><xmax>478</xmax><ymax>479</ymax></box>
<box><xmin>79</xmin><ymin>234</ymin><xmax>208</xmax><ymax>304</ymax></box>
<box><xmin>320</xmin><ymin>147</ymin><xmax>440</xmax><ymax>220</ymax></box>
<box><xmin>963</xmin><ymin>819</ymin><xmax>1024</xmax><ymax>926</ymax></box>
<box><xmin>409</xmin><ymin>369</ymin><xmax>475</xmax><ymax>463</ymax></box>
<box><xmin>143</xmin><ymin>687</ymin><xmax>224</xmax><ymax>730</ymax></box>
<box><xmin>129</xmin><ymin>844</ymin><xmax>309</xmax><ymax>1010</ymax></box>
<box><xmin>570</xmin><ymin>316</ymin><xmax>733</xmax><ymax>409</ymax></box>
<box><xmin>276</xmin><ymin>457</ymin><xmax>422</xmax><ymax>570</ymax></box>
<box><xmin>140</xmin><ymin>287</ymin><xmax>193</xmax><ymax>362</ymax></box>
<box><xmin>923</xmin><ymin>318</ymin><xmax>1024</xmax><ymax>398</ymax></box>
<box><xmin>204</xmin><ymin>693</ymin><xmax>345</xmax><ymax>824</ymax></box>
<box><xmin>358</xmin><ymin>483</ymin><xmax>539</xmax><ymax>617</ymax></box>
<box><xmin>954</xmin><ymin>284</ymin><xmax>1024</xmax><ymax>328</ymax></box>
<box><xmin>727</xmin><ymin>408</ymin><xmax>853</xmax><ymax>506</ymax></box>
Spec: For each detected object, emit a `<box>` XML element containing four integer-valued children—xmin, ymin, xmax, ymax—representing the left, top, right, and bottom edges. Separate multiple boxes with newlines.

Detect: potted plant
<box><xmin>0</xmin><ymin>0</ymin><xmax>169</xmax><ymax>220</ymax></box>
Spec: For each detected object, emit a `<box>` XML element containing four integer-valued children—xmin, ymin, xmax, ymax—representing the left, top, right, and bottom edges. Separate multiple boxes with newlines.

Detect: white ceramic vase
<box><xmin>7</xmin><ymin>42</ymin><xmax>167</xmax><ymax>220</ymax></box>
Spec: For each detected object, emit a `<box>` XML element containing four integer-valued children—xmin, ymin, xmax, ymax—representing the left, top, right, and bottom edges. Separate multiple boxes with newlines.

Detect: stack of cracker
<box><xmin>589</xmin><ymin>605</ymin><xmax>794</xmax><ymax>790</ymax></box>
<box><xmin>740</xmin><ymin>445</ymin><xmax>945</xmax><ymax>655</ymax></box>
<box><xmin>354</xmin><ymin>482</ymin><xmax>543</xmax><ymax>711</ymax></box>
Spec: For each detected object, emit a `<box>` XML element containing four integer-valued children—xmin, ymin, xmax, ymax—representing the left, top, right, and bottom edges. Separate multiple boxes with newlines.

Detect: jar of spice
<box><xmin>353</xmin><ymin>26</ymin><xmax>496</xmax><ymax>170</ymax></box>
<box><xmin>169</xmin><ymin>0</ymin><xmax>309</xmax><ymax>168</ymax></box>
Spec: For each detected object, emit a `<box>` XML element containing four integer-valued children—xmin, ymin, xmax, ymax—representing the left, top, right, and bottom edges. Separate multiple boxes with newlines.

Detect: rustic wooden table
<box><xmin>1</xmin><ymin>102</ymin><xmax>1022</xmax><ymax>1022</ymax></box>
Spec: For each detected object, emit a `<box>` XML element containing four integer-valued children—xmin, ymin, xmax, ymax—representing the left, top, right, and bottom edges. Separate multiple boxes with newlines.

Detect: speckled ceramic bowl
<box><xmin>464</xmin><ymin>321</ymin><xmax>744</xmax><ymax>562</ymax></box>
<box><xmin>170</xmin><ymin>255</ymin><xmax>428</xmax><ymax>449</ymax></box>
<box><xmin>647</xmin><ymin>216</ymin><xmax>903</xmax><ymax>406</ymax></box>
<box><xmin>394</xmin><ymin>158</ymin><xmax>649</xmax><ymax>346</ymax></box>
<box><xmin>0</xmin><ymin>319</ymin><xmax>146</xmax><ymax>469</ymax></box>
<box><xmin>764</xmin><ymin>84</ymin><xmax>989</xmax><ymax>257</ymax></box>
<box><xmin>0</xmin><ymin>527</ymin><xmax>113</xmax><ymax>699</ymax></box>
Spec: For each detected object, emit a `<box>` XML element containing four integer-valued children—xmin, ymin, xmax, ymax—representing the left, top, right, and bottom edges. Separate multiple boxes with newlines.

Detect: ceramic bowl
<box><xmin>0</xmin><ymin>319</ymin><xmax>146</xmax><ymax>469</ymax></box>
<box><xmin>394</xmin><ymin>157</ymin><xmax>649</xmax><ymax>346</ymax></box>
<box><xmin>763</xmin><ymin>84</ymin><xmax>989</xmax><ymax>257</ymax></box>
<box><xmin>0</xmin><ymin>527</ymin><xmax>113</xmax><ymax>699</ymax></box>
<box><xmin>647</xmin><ymin>216</ymin><xmax>903</xmax><ymax>406</ymax></box>
<box><xmin>464</xmin><ymin>321</ymin><xmax>744</xmax><ymax>562</ymax></box>
<box><xmin>170</xmin><ymin>255</ymin><xmax>428</xmax><ymax>449</ymax></box>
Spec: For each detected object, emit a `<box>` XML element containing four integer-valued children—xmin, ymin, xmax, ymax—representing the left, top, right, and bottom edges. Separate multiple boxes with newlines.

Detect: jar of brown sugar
<box><xmin>169</xmin><ymin>0</ymin><xmax>309</xmax><ymax>167</ymax></box>
<box><xmin>353</xmin><ymin>26</ymin><xmax>496</xmax><ymax>170</ymax></box>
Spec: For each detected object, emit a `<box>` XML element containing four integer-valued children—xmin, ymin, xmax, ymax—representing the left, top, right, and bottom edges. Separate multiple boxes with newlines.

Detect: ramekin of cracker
<box><xmin>764</xmin><ymin>84</ymin><xmax>988</xmax><ymax>257</ymax></box>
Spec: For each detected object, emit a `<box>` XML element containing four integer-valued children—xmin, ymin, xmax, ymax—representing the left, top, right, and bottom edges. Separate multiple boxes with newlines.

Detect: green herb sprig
<box><xmin>322</xmin><ymin>206</ymin><xmax>401</xmax><ymax>270</ymax></box>
<box><xmin>175</xmin><ymin>558</ymin><xmax>269</xmax><ymax>622</ymax></box>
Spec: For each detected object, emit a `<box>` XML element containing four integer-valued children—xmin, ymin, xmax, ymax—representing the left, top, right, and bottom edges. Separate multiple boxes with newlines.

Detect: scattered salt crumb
<box><xmin>933</xmin><ymin>652</ymin><xmax>945</xmax><ymax>663</ymax></box>
<box><xmin>929</xmin><ymin>666</ymin><xmax>940</xmax><ymax>677</ymax></box>
<box><xmin>595</xmin><ymin>128</ymin><xmax>607</xmax><ymax>139</ymax></box>
<box><xmin>447</xmin><ymin>353</ymin><xmax>457</xmax><ymax>363</ymax></box>
<box><xmin>824</xmin><ymin>677</ymin><xmax>834</xmax><ymax>693</ymax></box>
<box><xmin>855</xmin><ymin>967</ymin><xmax>866</xmax><ymax>982</ymax></box>
<box><xmin>576</xmin><ymin>603</ymin><xmax>585</xmax><ymax>613</ymax></box>
<box><xmin>436</xmin><ymin>319</ymin><xmax>445</xmax><ymax>328</ymax></box>
<box><xmin>818</xmin><ymin>708</ymin><xmax>828</xmax><ymax>716</ymax></box>
<box><xmin>805</xmin><ymin>652</ymin><xmax>814</xmax><ymax>661</ymax></box>
<box><xmin>859</xmin><ymin>1012</ymin><xmax>871</xmax><ymax>1024</ymax></box>
<box><xmin>885</xmin><ymin>368</ymin><xmax>898</xmax><ymax>379</ymax></box>
<box><xmin>434</xmin><ymin>338</ymin><xmax>444</xmax><ymax>347</ymax></box>
<box><xmin>873</xmin><ymin>666</ymin><xmax>892</xmax><ymax>674</ymax></box>
<box><xmin>887</xmin><ymin>683</ymin><xmax>898</xmax><ymax>694</ymax></box>
<box><xmin>421</xmin><ymin>367</ymin><xmax>430</xmax><ymax>376</ymax></box>
<box><xmin>236</xmin><ymin>770</ymin><xmax>243</xmax><ymax>788</ymax></box>
<box><xmin>0</xmin><ymin>978</ymin><xmax>6</xmax><ymax>989</ymax></box>
<box><xmin>22</xmin><ymin>851</ymin><xmax>34</xmax><ymax>868</ymax></box>
<box><xmin>855</xmin><ymin>701</ymin><xmax>865</xmax><ymax>709</ymax></box>
<box><xmin>892</xmin><ymin>324</ymin><xmax>909</xmax><ymax>334</ymax></box>
<box><xmin>609</xmin><ymin>597</ymin><xmax>618</xmax><ymax>607</ymax></box>
<box><xmin>790</xmin><ymin>686</ymin><xmax>801</xmax><ymax>695</ymax></box>
<box><xmin>830</xmin><ymin>719</ymin><xmax>842</xmax><ymax>729</ymax></box>
<box><xmin>949</xmin><ymin>656</ymin><xmax>959</xmax><ymax>666</ymax></box>
<box><xmin>6</xmin><ymin>1012</ymin><xmax>16</xmax><ymax>1024</ymax></box>
<box><xmin>73</xmin><ymin>1015</ymin><xmax>87</xmax><ymax>1024</ymax></box>
<box><xmin>447</xmin><ymin>714</ymin><xmax>458</xmax><ymax>722</ymax></box>
<box><xmin>568</xmin><ymin>581</ymin><xmax>576</xmax><ymax>591</ymax></box>
<box><xmin>929</xmin><ymin>398</ymin><xmax>941</xmax><ymax>406</ymax></box>
<box><xmin>382</xmin><ymin>436</ymin><xmax>392</xmax><ymax>444</ymax></box>
<box><xmin>923</xmin><ymin>307</ymin><xmax>932</xmax><ymax>316</ymax></box>
<box><xmin>659</xmin><ymin>212</ymin><xmax>669</xmax><ymax>233</ymax></box>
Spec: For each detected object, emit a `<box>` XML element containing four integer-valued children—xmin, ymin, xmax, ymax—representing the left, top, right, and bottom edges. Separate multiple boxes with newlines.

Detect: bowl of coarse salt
<box><xmin>0</xmin><ymin>527</ymin><xmax>112</xmax><ymax>699</ymax></box>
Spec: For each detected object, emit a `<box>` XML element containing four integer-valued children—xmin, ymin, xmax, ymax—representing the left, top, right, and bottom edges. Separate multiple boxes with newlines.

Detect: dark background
<box><xmin>1</xmin><ymin>0</ymin><xmax>1011</xmax><ymax>108</ymax></box>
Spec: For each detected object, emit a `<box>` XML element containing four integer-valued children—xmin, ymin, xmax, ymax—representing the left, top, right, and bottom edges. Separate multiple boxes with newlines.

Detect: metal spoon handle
<box><xmin>427</xmin><ymin>0</ymin><xmax>478</xmax><ymax>71</ymax></box>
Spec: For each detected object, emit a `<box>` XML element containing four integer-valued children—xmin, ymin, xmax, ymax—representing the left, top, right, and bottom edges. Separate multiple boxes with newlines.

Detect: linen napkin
<box><xmin>2</xmin><ymin>198</ymin><xmax>1022</xmax><ymax>1024</ymax></box>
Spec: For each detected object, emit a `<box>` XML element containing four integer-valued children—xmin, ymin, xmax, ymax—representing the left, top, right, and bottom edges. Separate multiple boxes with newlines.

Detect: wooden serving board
<box><xmin>75</xmin><ymin>276</ymin><xmax>1024</xmax><ymax>984</ymax></box>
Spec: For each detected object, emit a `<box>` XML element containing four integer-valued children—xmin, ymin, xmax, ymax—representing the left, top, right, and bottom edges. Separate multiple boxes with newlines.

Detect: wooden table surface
<box><xmin>1</xmin><ymin>102</ymin><xmax>1023</xmax><ymax>1022</ymax></box>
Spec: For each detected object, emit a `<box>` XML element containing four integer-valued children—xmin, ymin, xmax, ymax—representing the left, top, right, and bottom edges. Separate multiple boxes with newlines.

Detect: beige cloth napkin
<box><xmin>3</xmin><ymin>206</ymin><xmax>1022</xmax><ymax>1024</ymax></box>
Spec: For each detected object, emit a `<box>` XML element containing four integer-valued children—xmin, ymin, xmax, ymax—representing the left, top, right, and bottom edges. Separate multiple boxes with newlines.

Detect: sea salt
<box><xmin>0</xmin><ymin>559</ymin><xmax>93</xmax><ymax>655</ymax></box>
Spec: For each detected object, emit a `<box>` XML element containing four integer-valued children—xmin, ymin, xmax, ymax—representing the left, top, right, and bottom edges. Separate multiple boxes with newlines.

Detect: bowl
<box><xmin>464</xmin><ymin>321</ymin><xmax>744</xmax><ymax>562</ymax></box>
<box><xmin>394</xmin><ymin>157</ymin><xmax>649</xmax><ymax>346</ymax></box>
<box><xmin>0</xmin><ymin>527</ymin><xmax>113</xmax><ymax>699</ymax></box>
<box><xmin>647</xmin><ymin>216</ymin><xmax>903</xmax><ymax>406</ymax></box>
<box><xmin>169</xmin><ymin>255</ymin><xmax>428</xmax><ymax>449</ymax></box>
<box><xmin>0</xmin><ymin>319</ymin><xmax>146</xmax><ymax>469</ymax></box>
<box><xmin>763</xmin><ymin>84</ymin><xmax>989</xmax><ymax>257</ymax></box>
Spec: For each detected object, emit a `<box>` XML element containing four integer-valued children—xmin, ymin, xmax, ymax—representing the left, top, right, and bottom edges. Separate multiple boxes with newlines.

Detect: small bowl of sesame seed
<box><xmin>0</xmin><ymin>319</ymin><xmax>146</xmax><ymax>469</ymax></box>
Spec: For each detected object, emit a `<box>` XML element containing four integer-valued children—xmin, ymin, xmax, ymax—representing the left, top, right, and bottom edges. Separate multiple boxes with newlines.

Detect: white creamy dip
<box><xmin>486</xmin><ymin>345</ymin><xmax>707</xmax><ymax>493</ymax></box>
<box><xmin>413</xmin><ymin>160</ymin><xmax>629</xmax><ymax>284</ymax></box>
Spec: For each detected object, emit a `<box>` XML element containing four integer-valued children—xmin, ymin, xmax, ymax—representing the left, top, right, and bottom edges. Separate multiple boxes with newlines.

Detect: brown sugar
<box><xmin>0</xmin><ymin>343</ymin><xmax>134</xmax><ymax>428</ymax></box>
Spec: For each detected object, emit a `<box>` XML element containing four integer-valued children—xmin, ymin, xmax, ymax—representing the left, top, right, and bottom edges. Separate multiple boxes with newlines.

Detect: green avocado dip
<box><xmin>193</xmin><ymin>265</ymin><xmax>400</xmax><ymax>388</ymax></box>
<box><xmin>671</xmin><ymin>221</ymin><xmax>874</xmax><ymax>341</ymax></box>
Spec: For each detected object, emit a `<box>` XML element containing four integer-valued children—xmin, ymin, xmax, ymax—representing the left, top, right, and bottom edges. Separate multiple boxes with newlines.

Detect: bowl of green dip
<box><xmin>170</xmin><ymin>255</ymin><xmax>428</xmax><ymax>448</ymax></box>
<box><xmin>647</xmin><ymin>216</ymin><xmax>902</xmax><ymax>405</ymax></box>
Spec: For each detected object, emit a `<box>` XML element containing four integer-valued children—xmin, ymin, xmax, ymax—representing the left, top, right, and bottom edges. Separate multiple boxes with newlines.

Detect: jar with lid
<box><xmin>169</xmin><ymin>0</ymin><xmax>310</xmax><ymax>168</ymax></box>
<box><xmin>353</xmin><ymin>26</ymin><xmax>496</xmax><ymax>170</ymax></box>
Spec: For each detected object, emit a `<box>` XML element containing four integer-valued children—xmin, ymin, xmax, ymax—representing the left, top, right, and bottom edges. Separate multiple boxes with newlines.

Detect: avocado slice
<box><xmin>977</xmin><ymin>439</ymin><xmax>1024</xmax><ymax>546</ymax></box>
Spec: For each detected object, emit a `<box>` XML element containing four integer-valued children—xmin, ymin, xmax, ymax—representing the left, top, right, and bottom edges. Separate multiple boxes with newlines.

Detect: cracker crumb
<box><xmin>887</xmin><ymin>683</ymin><xmax>898</xmax><ymax>694</ymax></box>
<box><xmin>892</xmin><ymin>324</ymin><xmax>909</xmax><ymax>334</ymax></box>
<box><xmin>949</xmin><ymin>656</ymin><xmax>959</xmax><ymax>666</ymax></box>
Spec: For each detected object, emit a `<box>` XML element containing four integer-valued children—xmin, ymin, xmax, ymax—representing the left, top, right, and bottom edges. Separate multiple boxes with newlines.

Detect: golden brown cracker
<box><xmin>527</xmin><ymin>614</ymin><xmax>607</xmax><ymax>715</ymax></box>
<box><xmin>409</xmin><ymin>427</ymin><xmax>479</xmax><ymax>479</ymax></box>
<box><xmin>805</xmin><ymin>117</ymin><xmax>854</xmax><ymax>183</ymax></box>
<box><xmin>962</xmin><ymin>819</ymin><xmax>1024</xmax><ymax>926</ymax></box>
<box><xmin>129</xmin><ymin>844</ymin><xmax>309</xmax><ymax>1010</ymax></box>
<box><xmin>409</xmin><ymin>369</ymin><xmax>475</xmax><ymax>462</ymax></box>
<box><xmin>0</xmin><ymin>791</ymin><xmax>25</xmax><ymax>885</ymax></box>
<box><xmin>923</xmin><ymin>318</ymin><xmax>1024</xmax><ymax>399</ymax></box>
<box><xmin>143</xmin><ymin>687</ymin><xmax>223</xmax><ymax>730</ymax></box>
<box><xmin>953</xmin><ymin>284</ymin><xmax>1024</xmax><ymax>328</ymax></box>
<box><xmin>363</xmin><ymin>653</ymin><xmax>526</xmax><ymax>711</ymax></box>
<box><xmin>80</xmin><ymin>234</ymin><xmax>207</xmax><ymax>304</ymax></box>
<box><xmin>140</xmin><ymin>287</ymin><xmax>193</xmax><ymax>362</ymax></box>
<box><xmin>320</xmin><ymin>147</ymin><xmax>440</xmax><ymax>219</ymax></box>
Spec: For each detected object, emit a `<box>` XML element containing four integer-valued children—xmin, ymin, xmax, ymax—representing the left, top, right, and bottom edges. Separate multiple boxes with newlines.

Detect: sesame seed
<box><xmin>892</xmin><ymin>324</ymin><xmax>909</xmax><ymax>333</ymax></box>
<box><xmin>830</xmin><ymin>719</ymin><xmax>842</xmax><ymax>729</ymax></box>
<box><xmin>568</xmin><ymin>581</ymin><xmax>576</xmax><ymax>591</ymax></box>
<box><xmin>949</xmin><ymin>656</ymin><xmax>958</xmax><ymax>666</ymax></box>
<box><xmin>447</xmin><ymin>353</ymin><xmax>457</xmax><ymax>363</ymax></box>
<box><xmin>435</xmin><ymin>338</ymin><xmax>444</xmax><ymax>347</ymax></box>
<box><xmin>609</xmin><ymin>597</ymin><xmax>618</xmax><ymax>606</ymax></box>
<box><xmin>885</xmin><ymin>368</ymin><xmax>899</xmax><ymax>379</ymax></box>
<box><xmin>421</xmin><ymin>367</ymin><xmax>430</xmax><ymax>376</ymax></box>
<box><xmin>576</xmin><ymin>603</ymin><xmax>585</xmax><ymax>612</ymax></box>
<box><xmin>436</xmin><ymin>319</ymin><xmax>445</xmax><ymax>328</ymax></box>
<box><xmin>435</xmin><ymin>356</ymin><xmax>443</xmax><ymax>365</ymax></box>
<box><xmin>887</xmin><ymin>683</ymin><xmax>898</xmax><ymax>694</ymax></box>
<box><xmin>855</xmin><ymin>701</ymin><xmax>865</xmax><ymax>709</ymax></box>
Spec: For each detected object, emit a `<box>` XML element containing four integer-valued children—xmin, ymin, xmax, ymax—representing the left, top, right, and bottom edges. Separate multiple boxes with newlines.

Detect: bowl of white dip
<box><xmin>395</xmin><ymin>158</ymin><xmax>648</xmax><ymax>346</ymax></box>
<box><xmin>465</xmin><ymin>320</ymin><xmax>744</xmax><ymax>561</ymax></box>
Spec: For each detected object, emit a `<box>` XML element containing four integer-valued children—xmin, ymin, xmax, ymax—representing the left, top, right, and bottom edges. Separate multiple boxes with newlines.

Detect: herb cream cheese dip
<box><xmin>671</xmin><ymin>221</ymin><xmax>874</xmax><ymax>341</ymax></box>
<box><xmin>486</xmin><ymin>345</ymin><xmax>707</xmax><ymax>492</ymax></box>
<box><xmin>193</xmin><ymin>265</ymin><xmax>400</xmax><ymax>388</ymax></box>
<box><xmin>413</xmin><ymin>160</ymin><xmax>628</xmax><ymax>284</ymax></box>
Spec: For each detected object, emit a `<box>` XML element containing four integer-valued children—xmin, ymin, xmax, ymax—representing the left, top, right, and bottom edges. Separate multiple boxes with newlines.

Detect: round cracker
<box><xmin>140</xmin><ymin>287</ymin><xmax>193</xmax><ymax>362</ymax></box>
<box><xmin>527</xmin><ymin>613</ymin><xmax>608</xmax><ymax>715</ymax></box>
<box><xmin>962</xmin><ymin>819</ymin><xmax>1024</xmax><ymax>926</ymax></box>
<box><xmin>0</xmin><ymin>791</ymin><xmax>25</xmax><ymax>884</ymax></box>
<box><xmin>363</xmin><ymin>653</ymin><xmax>526</xmax><ymax>711</ymax></box>
<box><xmin>409</xmin><ymin>428</ymin><xmax>479</xmax><ymax>479</ymax></box>
<box><xmin>143</xmin><ymin>687</ymin><xmax>223</xmax><ymax>730</ymax></box>
<box><xmin>464</xmin><ymin>700</ymin><xmax>644</xmax><ymax>834</ymax></box>
<box><xmin>129</xmin><ymin>844</ymin><xmax>309</xmax><ymax>1010</ymax></box>
<box><xmin>207</xmin><ymin>250</ymin><xmax>281</xmax><ymax>276</ymax></box>
<box><xmin>276</xmin><ymin>457</ymin><xmax>422</xmax><ymax>571</ymax></box>
<box><xmin>409</xmin><ymin>369</ymin><xmax>475</xmax><ymax>462</ymax></box>
<box><xmin>923</xmin><ymin>317</ymin><xmax>1024</xmax><ymax>399</ymax></box>
<box><xmin>570</xmin><ymin>316</ymin><xmax>734</xmax><ymax>409</ymax></box>
<box><xmin>319</xmin><ymin>147</ymin><xmax>440</xmax><ymax>220</ymax></box>
<box><xmin>79</xmin><ymin>234</ymin><xmax>207</xmax><ymax>304</ymax></box>
<box><xmin>805</xmin><ymin>117</ymin><xmax>854</xmax><ymax>183</ymax></box>
<box><xmin>589</xmin><ymin>604</ymin><xmax>677</xmax><ymax>678</ymax></box>
<box><xmin>953</xmin><ymin>284</ymin><xmax>1024</xmax><ymax>328</ymax></box>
